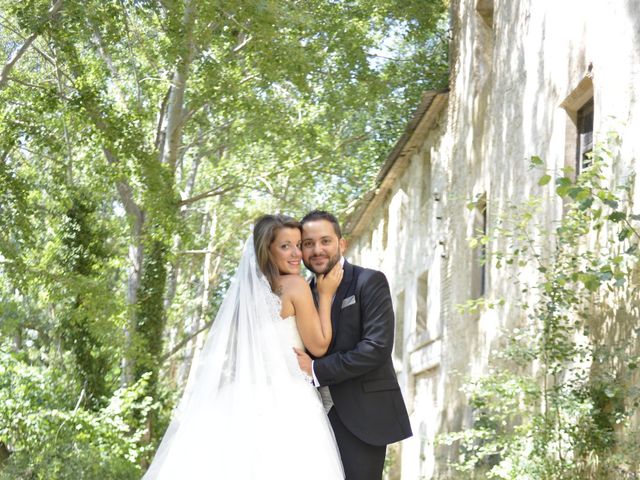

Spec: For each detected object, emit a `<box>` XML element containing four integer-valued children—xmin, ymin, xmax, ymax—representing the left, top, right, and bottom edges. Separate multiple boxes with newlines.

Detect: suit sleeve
<box><xmin>313</xmin><ymin>270</ymin><xmax>394</xmax><ymax>385</ymax></box>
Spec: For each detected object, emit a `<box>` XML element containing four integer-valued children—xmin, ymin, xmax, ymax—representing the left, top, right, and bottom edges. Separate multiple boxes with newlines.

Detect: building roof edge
<box><xmin>344</xmin><ymin>89</ymin><xmax>449</xmax><ymax>240</ymax></box>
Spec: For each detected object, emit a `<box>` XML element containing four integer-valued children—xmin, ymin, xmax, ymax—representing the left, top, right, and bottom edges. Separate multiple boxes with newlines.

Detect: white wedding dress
<box><xmin>142</xmin><ymin>236</ymin><xmax>344</xmax><ymax>479</ymax></box>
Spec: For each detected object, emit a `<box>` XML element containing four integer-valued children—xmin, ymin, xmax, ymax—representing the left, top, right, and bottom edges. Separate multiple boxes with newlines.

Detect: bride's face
<box><xmin>269</xmin><ymin>227</ymin><xmax>302</xmax><ymax>275</ymax></box>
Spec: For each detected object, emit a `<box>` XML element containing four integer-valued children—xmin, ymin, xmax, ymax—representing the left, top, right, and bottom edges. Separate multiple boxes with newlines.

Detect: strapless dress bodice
<box><xmin>275</xmin><ymin>315</ymin><xmax>304</xmax><ymax>350</ymax></box>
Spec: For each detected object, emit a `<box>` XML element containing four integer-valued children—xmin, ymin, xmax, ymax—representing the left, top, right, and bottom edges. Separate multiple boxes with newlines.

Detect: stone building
<box><xmin>343</xmin><ymin>1</ymin><xmax>640</xmax><ymax>478</ymax></box>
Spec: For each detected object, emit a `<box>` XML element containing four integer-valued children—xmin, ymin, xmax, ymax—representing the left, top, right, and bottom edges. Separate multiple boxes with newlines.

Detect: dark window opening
<box><xmin>576</xmin><ymin>98</ymin><xmax>594</xmax><ymax>173</ymax></box>
<box><xmin>472</xmin><ymin>195</ymin><xmax>487</xmax><ymax>299</ymax></box>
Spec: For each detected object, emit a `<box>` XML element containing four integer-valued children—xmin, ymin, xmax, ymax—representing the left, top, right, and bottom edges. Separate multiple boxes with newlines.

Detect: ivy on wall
<box><xmin>442</xmin><ymin>134</ymin><xmax>640</xmax><ymax>480</ymax></box>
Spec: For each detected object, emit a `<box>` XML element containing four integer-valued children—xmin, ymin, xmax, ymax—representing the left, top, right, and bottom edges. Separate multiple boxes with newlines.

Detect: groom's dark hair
<box><xmin>300</xmin><ymin>210</ymin><xmax>342</xmax><ymax>238</ymax></box>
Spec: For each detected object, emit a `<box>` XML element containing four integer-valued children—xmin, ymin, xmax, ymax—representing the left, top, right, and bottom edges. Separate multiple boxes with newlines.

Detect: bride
<box><xmin>142</xmin><ymin>214</ymin><xmax>345</xmax><ymax>479</ymax></box>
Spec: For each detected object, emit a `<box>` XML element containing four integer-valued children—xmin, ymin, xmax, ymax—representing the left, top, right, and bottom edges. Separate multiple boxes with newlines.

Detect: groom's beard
<box><xmin>304</xmin><ymin>251</ymin><xmax>341</xmax><ymax>275</ymax></box>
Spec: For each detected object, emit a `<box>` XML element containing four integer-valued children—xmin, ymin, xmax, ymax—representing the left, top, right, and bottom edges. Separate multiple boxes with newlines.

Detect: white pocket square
<box><xmin>341</xmin><ymin>295</ymin><xmax>356</xmax><ymax>308</ymax></box>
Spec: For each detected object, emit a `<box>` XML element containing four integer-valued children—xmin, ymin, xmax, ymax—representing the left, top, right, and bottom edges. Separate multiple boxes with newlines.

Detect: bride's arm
<box><xmin>288</xmin><ymin>264</ymin><xmax>342</xmax><ymax>357</ymax></box>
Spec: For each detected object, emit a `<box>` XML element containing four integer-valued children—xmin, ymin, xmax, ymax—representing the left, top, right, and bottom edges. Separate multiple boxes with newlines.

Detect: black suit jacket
<box><xmin>311</xmin><ymin>261</ymin><xmax>412</xmax><ymax>446</ymax></box>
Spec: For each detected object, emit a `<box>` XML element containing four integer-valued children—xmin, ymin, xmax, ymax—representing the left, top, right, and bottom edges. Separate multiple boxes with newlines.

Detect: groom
<box><xmin>294</xmin><ymin>210</ymin><xmax>412</xmax><ymax>480</ymax></box>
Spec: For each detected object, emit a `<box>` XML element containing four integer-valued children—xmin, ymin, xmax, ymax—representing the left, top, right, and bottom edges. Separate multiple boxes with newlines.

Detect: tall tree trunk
<box><xmin>0</xmin><ymin>441</ymin><xmax>10</xmax><ymax>463</ymax></box>
<box><xmin>161</xmin><ymin>0</ymin><xmax>195</xmax><ymax>172</ymax></box>
<box><xmin>120</xmin><ymin>188</ymin><xmax>145</xmax><ymax>386</ymax></box>
<box><xmin>58</xmin><ymin>193</ymin><xmax>113</xmax><ymax>409</ymax></box>
<box><xmin>164</xmin><ymin>154</ymin><xmax>202</xmax><ymax>314</ymax></box>
<box><xmin>134</xmin><ymin>236</ymin><xmax>168</xmax><ymax>441</ymax></box>
<box><xmin>181</xmin><ymin>207</ymin><xmax>219</xmax><ymax>383</ymax></box>
<box><xmin>134</xmin><ymin>239</ymin><xmax>168</xmax><ymax>386</ymax></box>
<box><xmin>143</xmin><ymin>0</ymin><xmax>195</xmax><ymax>393</ymax></box>
<box><xmin>198</xmin><ymin>207</ymin><xmax>219</xmax><ymax>347</ymax></box>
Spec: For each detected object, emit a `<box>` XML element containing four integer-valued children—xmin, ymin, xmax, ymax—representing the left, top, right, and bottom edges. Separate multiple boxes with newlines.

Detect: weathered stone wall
<box><xmin>345</xmin><ymin>1</ymin><xmax>640</xmax><ymax>478</ymax></box>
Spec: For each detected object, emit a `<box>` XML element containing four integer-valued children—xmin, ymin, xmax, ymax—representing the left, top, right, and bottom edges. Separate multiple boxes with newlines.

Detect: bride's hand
<box><xmin>316</xmin><ymin>262</ymin><xmax>343</xmax><ymax>296</ymax></box>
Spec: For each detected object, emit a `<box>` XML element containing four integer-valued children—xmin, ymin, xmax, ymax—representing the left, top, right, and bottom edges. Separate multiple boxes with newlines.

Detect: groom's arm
<box><xmin>313</xmin><ymin>270</ymin><xmax>394</xmax><ymax>386</ymax></box>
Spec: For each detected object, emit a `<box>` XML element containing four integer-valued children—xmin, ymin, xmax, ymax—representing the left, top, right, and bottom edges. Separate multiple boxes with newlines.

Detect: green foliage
<box><xmin>56</xmin><ymin>190</ymin><xmax>120</xmax><ymax>408</ymax></box>
<box><xmin>442</xmin><ymin>138</ymin><xmax>640</xmax><ymax>479</ymax></box>
<box><xmin>0</xmin><ymin>347</ymin><xmax>156</xmax><ymax>479</ymax></box>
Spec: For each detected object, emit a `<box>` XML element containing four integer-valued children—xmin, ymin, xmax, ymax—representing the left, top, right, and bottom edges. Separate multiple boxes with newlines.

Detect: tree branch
<box><xmin>155</xmin><ymin>86</ymin><xmax>171</xmax><ymax>152</ymax></box>
<box><xmin>4</xmin><ymin>76</ymin><xmax>56</xmax><ymax>92</ymax></box>
<box><xmin>161</xmin><ymin>0</ymin><xmax>196</xmax><ymax>171</ymax></box>
<box><xmin>232</xmin><ymin>33</ymin><xmax>253</xmax><ymax>53</ymax></box>
<box><xmin>54</xmin><ymin>48</ymin><xmax>146</xmax><ymax>229</ymax></box>
<box><xmin>0</xmin><ymin>14</ymin><xmax>74</xmax><ymax>84</ymax></box>
<box><xmin>178</xmin><ymin>184</ymin><xmax>242</xmax><ymax>207</ymax></box>
<box><xmin>161</xmin><ymin>319</ymin><xmax>213</xmax><ymax>362</ymax></box>
<box><xmin>89</xmin><ymin>24</ymin><xmax>128</xmax><ymax>106</ymax></box>
<box><xmin>102</xmin><ymin>148</ymin><xmax>144</xmax><ymax>225</ymax></box>
<box><xmin>176</xmin><ymin>130</ymin><xmax>366</xmax><ymax>209</ymax></box>
<box><xmin>179</xmin><ymin>137</ymin><xmax>202</xmax><ymax>195</ymax></box>
<box><xmin>118</xmin><ymin>0</ymin><xmax>143</xmax><ymax>109</ymax></box>
<box><xmin>240</xmin><ymin>73</ymin><xmax>259</xmax><ymax>85</ymax></box>
<box><xmin>53</xmin><ymin>48</ymin><xmax>73</xmax><ymax>179</ymax></box>
<box><xmin>0</xmin><ymin>0</ymin><xmax>64</xmax><ymax>90</ymax></box>
<box><xmin>0</xmin><ymin>34</ymin><xmax>38</xmax><ymax>89</ymax></box>
<box><xmin>177</xmin><ymin>249</ymin><xmax>216</xmax><ymax>255</ymax></box>
<box><xmin>221</xmin><ymin>10</ymin><xmax>251</xmax><ymax>33</ymax></box>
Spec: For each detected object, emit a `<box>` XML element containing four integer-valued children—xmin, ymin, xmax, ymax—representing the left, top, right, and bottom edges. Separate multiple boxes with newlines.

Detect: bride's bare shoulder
<box><xmin>278</xmin><ymin>274</ymin><xmax>310</xmax><ymax>295</ymax></box>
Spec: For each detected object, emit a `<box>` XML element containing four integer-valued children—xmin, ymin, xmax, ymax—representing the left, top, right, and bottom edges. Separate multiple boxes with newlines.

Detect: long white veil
<box><xmin>142</xmin><ymin>235</ymin><xmax>320</xmax><ymax>479</ymax></box>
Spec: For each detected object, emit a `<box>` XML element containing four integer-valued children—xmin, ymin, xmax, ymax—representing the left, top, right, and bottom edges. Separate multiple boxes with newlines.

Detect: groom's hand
<box><xmin>293</xmin><ymin>348</ymin><xmax>312</xmax><ymax>376</ymax></box>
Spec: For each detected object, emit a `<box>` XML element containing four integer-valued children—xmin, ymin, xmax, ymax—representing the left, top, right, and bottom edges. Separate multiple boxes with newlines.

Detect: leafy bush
<box><xmin>0</xmin><ymin>348</ymin><xmax>154</xmax><ymax>479</ymax></box>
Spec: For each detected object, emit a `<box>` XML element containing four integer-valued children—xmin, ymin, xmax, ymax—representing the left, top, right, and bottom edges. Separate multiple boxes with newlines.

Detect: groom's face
<box><xmin>301</xmin><ymin>219</ymin><xmax>346</xmax><ymax>275</ymax></box>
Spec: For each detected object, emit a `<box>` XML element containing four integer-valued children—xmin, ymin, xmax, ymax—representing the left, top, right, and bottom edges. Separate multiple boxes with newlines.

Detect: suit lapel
<box><xmin>329</xmin><ymin>261</ymin><xmax>354</xmax><ymax>351</ymax></box>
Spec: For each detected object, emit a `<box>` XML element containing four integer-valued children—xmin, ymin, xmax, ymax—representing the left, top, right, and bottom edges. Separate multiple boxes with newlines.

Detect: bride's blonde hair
<box><xmin>253</xmin><ymin>214</ymin><xmax>301</xmax><ymax>292</ymax></box>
